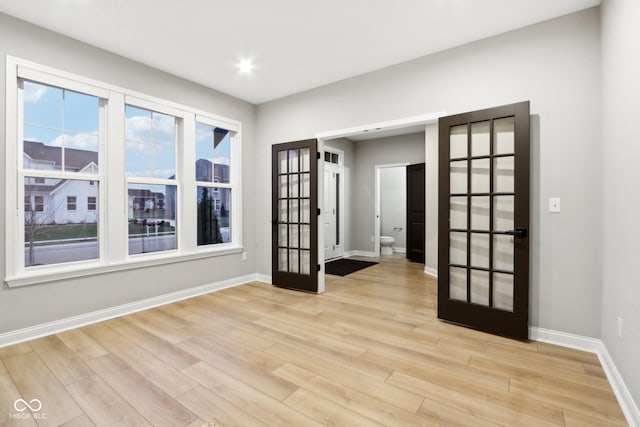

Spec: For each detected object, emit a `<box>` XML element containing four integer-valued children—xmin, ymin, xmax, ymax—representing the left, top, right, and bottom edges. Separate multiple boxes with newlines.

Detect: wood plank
<box><xmin>284</xmin><ymin>388</ymin><xmax>385</xmax><ymax>426</ymax></box>
<box><xmin>0</xmin><ymin>372</ymin><xmax>38</xmax><ymax>427</ymax></box>
<box><xmin>86</xmin><ymin>354</ymin><xmax>197</xmax><ymax>427</ymax></box>
<box><xmin>176</xmin><ymin>385</ymin><xmax>267</xmax><ymax>427</ymax></box>
<box><xmin>29</xmin><ymin>335</ymin><xmax>94</xmax><ymax>386</ymax></box>
<box><xmin>3</xmin><ymin>351</ymin><xmax>84</xmax><ymax>426</ymax></box>
<box><xmin>60</xmin><ymin>415</ymin><xmax>96</xmax><ymax>427</ymax></box>
<box><xmin>65</xmin><ymin>375</ymin><xmax>151</xmax><ymax>426</ymax></box>
<box><xmin>563</xmin><ymin>409</ymin><xmax>626</xmax><ymax>427</ymax></box>
<box><xmin>182</xmin><ymin>361</ymin><xmax>322</xmax><ymax>427</ymax></box>
<box><xmin>273</xmin><ymin>363</ymin><xmax>435</xmax><ymax>426</ymax></box>
<box><xmin>99</xmin><ymin>335</ymin><xmax>198</xmax><ymax>398</ymax></box>
<box><xmin>56</xmin><ymin>329</ymin><xmax>109</xmax><ymax>362</ymax></box>
<box><xmin>0</xmin><ymin>342</ymin><xmax>32</xmax><ymax>359</ymax></box>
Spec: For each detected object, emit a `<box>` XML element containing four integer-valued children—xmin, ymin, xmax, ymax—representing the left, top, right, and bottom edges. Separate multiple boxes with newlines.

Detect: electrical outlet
<box><xmin>241</xmin><ymin>252</ymin><xmax>248</xmax><ymax>261</ymax></box>
<box><xmin>617</xmin><ymin>316</ymin><xmax>623</xmax><ymax>340</ymax></box>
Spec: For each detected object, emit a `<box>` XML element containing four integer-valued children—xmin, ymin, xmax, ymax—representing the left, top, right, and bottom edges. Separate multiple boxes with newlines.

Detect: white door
<box><xmin>324</xmin><ymin>162</ymin><xmax>342</xmax><ymax>260</ymax></box>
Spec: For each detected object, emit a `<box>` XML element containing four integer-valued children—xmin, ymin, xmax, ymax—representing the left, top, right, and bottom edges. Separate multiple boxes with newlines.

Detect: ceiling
<box><xmin>0</xmin><ymin>0</ymin><xmax>600</xmax><ymax>105</ymax></box>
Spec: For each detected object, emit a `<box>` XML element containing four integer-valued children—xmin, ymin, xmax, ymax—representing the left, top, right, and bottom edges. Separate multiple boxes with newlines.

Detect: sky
<box><xmin>22</xmin><ymin>80</ymin><xmax>231</xmax><ymax>190</ymax></box>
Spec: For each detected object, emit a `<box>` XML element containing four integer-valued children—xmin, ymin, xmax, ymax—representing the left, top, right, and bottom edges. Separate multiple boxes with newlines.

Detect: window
<box><xmin>196</xmin><ymin>121</ymin><xmax>232</xmax><ymax>246</ymax></box>
<box><xmin>125</xmin><ymin>105</ymin><xmax>178</xmax><ymax>255</ymax></box>
<box><xmin>6</xmin><ymin>59</ymin><xmax>242</xmax><ymax>286</ymax></box>
<box><xmin>67</xmin><ymin>196</ymin><xmax>77</xmax><ymax>211</ymax></box>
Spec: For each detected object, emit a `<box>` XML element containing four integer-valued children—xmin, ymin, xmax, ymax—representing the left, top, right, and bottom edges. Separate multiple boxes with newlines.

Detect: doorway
<box><xmin>323</xmin><ymin>147</ymin><xmax>344</xmax><ymax>261</ymax></box>
<box><xmin>374</xmin><ymin>163</ymin><xmax>408</xmax><ymax>257</ymax></box>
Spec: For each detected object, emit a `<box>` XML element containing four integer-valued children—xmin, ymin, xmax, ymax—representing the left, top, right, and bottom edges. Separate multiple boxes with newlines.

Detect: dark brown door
<box><xmin>438</xmin><ymin>101</ymin><xmax>530</xmax><ymax>339</ymax></box>
<box><xmin>272</xmin><ymin>139</ymin><xmax>318</xmax><ymax>292</ymax></box>
<box><xmin>406</xmin><ymin>163</ymin><xmax>425</xmax><ymax>263</ymax></box>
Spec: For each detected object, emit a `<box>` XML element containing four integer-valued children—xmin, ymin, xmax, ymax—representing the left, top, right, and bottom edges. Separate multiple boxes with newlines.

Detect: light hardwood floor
<box><xmin>0</xmin><ymin>255</ymin><xmax>627</xmax><ymax>426</ymax></box>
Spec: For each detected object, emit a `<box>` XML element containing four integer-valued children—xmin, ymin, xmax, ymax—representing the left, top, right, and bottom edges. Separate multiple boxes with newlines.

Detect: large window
<box><xmin>5</xmin><ymin>59</ymin><xmax>242</xmax><ymax>286</ymax></box>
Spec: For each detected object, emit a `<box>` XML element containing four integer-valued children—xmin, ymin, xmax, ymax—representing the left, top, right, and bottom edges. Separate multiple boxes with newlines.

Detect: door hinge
<box><xmin>317</xmin><ymin>152</ymin><xmax>321</xmax><ymax>160</ymax></box>
<box><xmin>317</xmin><ymin>264</ymin><xmax>321</xmax><ymax>272</ymax></box>
<box><xmin>317</xmin><ymin>208</ymin><xmax>321</xmax><ymax>216</ymax></box>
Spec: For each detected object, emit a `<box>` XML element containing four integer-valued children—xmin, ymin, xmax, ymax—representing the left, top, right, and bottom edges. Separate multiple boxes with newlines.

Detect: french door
<box><xmin>271</xmin><ymin>139</ymin><xmax>319</xmax><ymax>292</ymax></box>
<box><xmin>438</xmin><ymin>101</ymin><xmax>530</xmax><ymax>339</ymax></box>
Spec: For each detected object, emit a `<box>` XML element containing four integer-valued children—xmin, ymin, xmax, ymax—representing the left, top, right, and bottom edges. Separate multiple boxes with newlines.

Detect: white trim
<box><xmin>344</xmin><ymin>250</ymin><xmax>377</xmax><ymax>258</ymax></box>
<box><xmin>424</xmin><ymin>266</ymin><xmax>438</xmax><ymax>278</ymax></box>
<box><xmin>0</xmin><ymin>273</ymin><xmax>262</xmax><ymax>349</ymax></box>
<box><xmin>530</xmin><ymin>327</ymin><xmax>640</xmax><ymax>427</ymax></box>
<box><xmin>255</xmin><ymin>274</ymin><xmax>272</xmax><ymax>284</ymax></box>
<box><xmin>125</xmin><ymin>94</ymin><xmax>185</xmax><ymax>118</ymax></box>
<box><xmin>315</xmin><ymin>111</ymin><xmax>446</xmax><ymax>141</ymax></box>
<box><xmin>18</xmin><ymin>65</ymin><xmax>110</xmax><ymax>99</ymax></box>
<box><xmin>392</xmin><ymin>247</ymin><xmax>407</xmax><ymax>253</ymax></box>
<box><xmin>6</xmin><ymin>246</ymin><xmax>243</xmax><ymax>287</ymax></box>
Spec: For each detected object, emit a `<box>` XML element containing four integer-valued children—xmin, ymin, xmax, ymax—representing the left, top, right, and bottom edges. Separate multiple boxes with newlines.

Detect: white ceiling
<box><xmin>0</xmin><ymin>0</ymin><xmax>600</xmax><ymax>105</ymax></box>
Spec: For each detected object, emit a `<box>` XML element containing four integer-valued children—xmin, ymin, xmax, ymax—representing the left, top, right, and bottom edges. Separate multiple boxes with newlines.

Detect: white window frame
<box><xmin>5</xmin><ymin>56</ymin><xmax>243</xmax><ymax>287</ymax></box>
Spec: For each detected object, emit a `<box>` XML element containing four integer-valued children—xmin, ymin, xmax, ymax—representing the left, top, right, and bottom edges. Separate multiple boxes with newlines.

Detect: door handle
<box><xmin>506</xmin><ymin>228</ymin><xmax>527</xmax><ymax>238</ymax></box>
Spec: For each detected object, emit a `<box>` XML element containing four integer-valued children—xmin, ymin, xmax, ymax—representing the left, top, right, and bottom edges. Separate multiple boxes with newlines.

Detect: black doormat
<box><xmin>325</xmin><ymin>258</ymin><xmax>377</xmax><ymax>276</ymax></box>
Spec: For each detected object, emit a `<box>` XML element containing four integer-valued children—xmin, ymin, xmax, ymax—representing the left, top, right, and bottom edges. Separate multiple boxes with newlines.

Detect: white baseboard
<box><xmin>0</xmin><ymin>273</ymin><xmax>261</xmax><ymax>349</ymax></box>
<box><xmin>392</xmin><ymin>247</ymin><xmax>406</xmax><ymax>254</ymax></box>
<box><xmin>255</xmin><ymin>274</ymin><xmax>272</xmax><ymax>284</ymax></box>
<box><xmin>530</xmin><ymin>327</ymin><xmax>639</xmax><ymax>427</ymax></box>
<box><xmin>424</xmin><ymin>266</ymin><xmax>438</xmax><ymax>278</ymax></box>
<box><xmin>344</xmin><ymin>250</ymin><xmax>377</xmax><ymax>258</ymax></box>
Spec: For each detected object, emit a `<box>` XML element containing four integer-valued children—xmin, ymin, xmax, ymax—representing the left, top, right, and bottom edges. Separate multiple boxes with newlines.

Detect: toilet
<box><xmin>380</xmin><ymin>236</ymin><xmax>395</xmax><ymax>256</ymax></box>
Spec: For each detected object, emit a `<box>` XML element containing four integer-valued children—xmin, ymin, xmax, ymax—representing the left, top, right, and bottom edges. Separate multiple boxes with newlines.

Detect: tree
<box><xmin>197</xmin><ymin>188</ymin><xmax>222</xmax><ymax>245</ymax></box>
<box><xmin>24</xmin><ymin>191</ymin><xmax>62</xmax><ymax>266</ymax></box>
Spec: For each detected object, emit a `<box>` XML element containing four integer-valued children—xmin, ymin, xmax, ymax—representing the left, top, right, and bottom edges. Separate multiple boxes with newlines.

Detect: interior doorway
<box><xmin>374</xmin><ymin>163</ymin><xmax>409</xmax><ymax>257</ymax></box>
<box><xmin>323</xmin><ymin>147</ymin><xmax>344</xmax><ymax>260</ymax></box>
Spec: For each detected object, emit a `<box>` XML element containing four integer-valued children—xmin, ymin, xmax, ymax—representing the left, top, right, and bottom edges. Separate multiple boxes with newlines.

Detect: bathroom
<box><xmin>379</xmin><ymin>166</ymin><xmax>406</xmax><ymax>256</ymax></box>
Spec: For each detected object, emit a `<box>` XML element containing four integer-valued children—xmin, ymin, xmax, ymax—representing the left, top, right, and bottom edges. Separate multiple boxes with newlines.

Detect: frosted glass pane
<box><xmin>279</xmin><ymin>175</ymin><xmax>287</xmax><ymax>198</ymax></box>
<box><xmin>279</xmin><ymin>224</ymin><xmax>287</xmax><ymax>247</ymax></box>
<box><xmin>471</xmin><ymin>159</ymin><xmax>490</xmax><ymax>193</ymax></box>
<box><xmin>289</xmin><ymin>224</ymin><xmax>299</xmax><ymax>247</ymax></box>
<box><xmin>494</xmin><ymin>196</ymin><xmax>514</xmax><ymax>232</ymax></box>
<box><xmin>278</xmin><ymin>248</ymin><xmax>287</xmax><ymax>271</ymax></box>
<box><xmin>450</xmin><ymin>125</ymin><xmax>467</xmax><ymax>158</ymax></box>
<box><xmin>289</xmin><ymin>199</ymin><xmax>299</xmax><ymax>223</ymax></box>
<box><xmin>471</xmin><ymin>196</ymin><xmax>490</xmax><ymax>230</ymax></box>
<box><xmin>279</xmin><ymin>200</ymin><xmax>287</xmax><ymax>222</ymax></box>
<box><xmin>288</xmin><ymin>149</ymin><xmax>299</xmax><ymax>173</ymax></box>
<box><xmin>289</xmin><ymin>174</ymin><xmax>299</xmax><ymax>198</ymax></box>
<box><xmin>301</xmin><ymin>148</ymin><xmax>310</xmax><ymax>172</ymax></box>
<box><xmin>494</xmin><ymin>156</ymin><xmax>514</xmax><ymax>193</ymax></box>
<box><xmin>301</xmin><ymin>199</ymin><xmax>310</xmax><ymax>223</ymax></box>
<box><xmin>470</xmin><ymin>233</ymin><xmax>489</xmax><ymax>268</ymax></box>
<box><xmin>471</xmin><ymin>121</ymin><xmax>490</xmax><ymax>157</ymax></box>
<box><xmin>300</xmin><ymin>225</ymin><xmax>310</xmax><ymax>249</ymax></box>
<box><xmin>450</xmin><ymin>197</ymin><xmax>467</xmax><ymax>229</ymax></box>
<box><xmin>470</xmin><ymin>270</ymin><xmax>490</xmax><ymax>306</ymax></box>
<box><xmin>494</xmin><ymin>273</ymin><xmax>514</xmax><ymax>311</ymax></box>
<box><xmin>494</xmin><ymin>234</ymin><xmax>514</xmax><ymax>272</ymax></box>
<box><xmin>301</xmin><ymin>250</ymin><xmax>310</xmax><ymax>275</ymax></box>
<box><xmin>450</xmin><ymin>161</ymin><xmax>467</xmax><ymax>194</ymax></box>
<box><xmin>279</xmin><ymin>151</ymin><xmax>287</xmax><ymax>173</ymax></box>
<box><xmin>449</xmin><ymin>232</ymin><xmax>467</xmax><ymax>265</ymax></box>
<box><xmin>449</xmin><ymin>267</ymin><xmax>467</xmax><ymax>301</ymax></box>
<box><xmin>289</xmin><ymin>250</ymin><xmax>299</xmax><ymax>273</ymax></box>
<box><xmin>494</xmin><ymin>117</ymin><xmax>514</xmax><ymax>154</ymax></box>
<box><xmin>301</xmin><ymin>173</ymin><xmax>310</xmax><ymax>197</ymax></box>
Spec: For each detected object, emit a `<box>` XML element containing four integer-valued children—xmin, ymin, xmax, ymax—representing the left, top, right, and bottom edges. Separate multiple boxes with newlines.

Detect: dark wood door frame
<box><xmin>406</xmin><ymin>163</ymin><xmax>426</xmax><ymax>263</ymax></box>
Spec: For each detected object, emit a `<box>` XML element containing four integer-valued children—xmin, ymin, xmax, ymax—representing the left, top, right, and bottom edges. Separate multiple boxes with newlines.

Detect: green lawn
<box><xmin>26</xmin><ymin>223</ymin><xmax>97</xmax><ymax>241</ymax></box>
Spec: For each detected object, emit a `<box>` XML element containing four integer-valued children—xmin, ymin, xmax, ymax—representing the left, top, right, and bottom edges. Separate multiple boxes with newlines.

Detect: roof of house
<box><xmin>24</xmin><ymin>140</ymin><xmax>98</xmax><ymax>171</ymax></box>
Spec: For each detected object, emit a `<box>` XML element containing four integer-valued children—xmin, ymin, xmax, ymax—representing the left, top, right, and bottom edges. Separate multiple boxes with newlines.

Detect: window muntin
<box><xmin>128</xmin><ymin>183</ymin><xmax>177</xmax><ymax>255</ymax></box>
<box><xmin>125</xmin><ymin>106</ymin><xmax>177</xmax><ymax>180</ymax></box>
<box><xmin>23</xmin><ymin>81</ymin><xmax>99</xmax><ymax>173</ymax></box>
<box><xmin>24</xmin><ymin>179</ymin><xmax>99</xmax><ymax>267</ymax></box>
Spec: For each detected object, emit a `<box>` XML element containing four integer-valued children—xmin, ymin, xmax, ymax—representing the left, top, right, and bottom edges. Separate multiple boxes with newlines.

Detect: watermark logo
<box><xmin>9</xmin><ymin>398</ymin><xmax>46</xmax><ymax>420</ymax></box>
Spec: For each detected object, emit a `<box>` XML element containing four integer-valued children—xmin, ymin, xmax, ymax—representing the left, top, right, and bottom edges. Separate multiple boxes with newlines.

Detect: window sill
<box><xmin>4</xmin><ymin>245</ymin><xmax>244</xmax><ymax>288</ymax></box>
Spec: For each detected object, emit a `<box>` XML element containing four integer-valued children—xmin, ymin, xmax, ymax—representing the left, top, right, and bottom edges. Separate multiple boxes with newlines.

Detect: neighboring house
<box><xmin>191</xmin><ymin>159</ymin><xmax>230</xmax><ymax>218</ymax></box>
<box><xmin>24</xmin><ymin>140</ymin><xmax>99</xmax><ymax>225</ymax></box>
<box><xmin>127</xmin><ymin>188</ymin><xmax>166</xmax><ymax>217</ymax></box>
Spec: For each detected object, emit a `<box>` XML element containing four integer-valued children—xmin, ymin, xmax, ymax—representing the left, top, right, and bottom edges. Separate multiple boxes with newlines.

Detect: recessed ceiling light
<box><xmin>238</xmin><ymin>59</ymin><xmax>254</xmax><ymax>74</ymax></box>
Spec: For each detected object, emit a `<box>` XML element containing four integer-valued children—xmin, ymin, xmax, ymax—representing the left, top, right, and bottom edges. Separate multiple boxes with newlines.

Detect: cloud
<box><xmin>50</xmin><ymin>133</ymin><xmax>99</xmax><ymax>151</ymax></box>
<box><xmin>23</xmin><ymin>81</ymin><xmax>49</xmax><ymax>103</ymax></box>
<box><xmin>125</xmin><ymin>112</ymin><xmax>176</xmax><ymax>149</ymax></box>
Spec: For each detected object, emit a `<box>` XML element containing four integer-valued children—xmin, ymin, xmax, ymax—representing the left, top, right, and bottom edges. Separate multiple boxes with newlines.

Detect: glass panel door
<box><xmin>272</xmin><ymin>140</ymin><xmax>318</xmax><ymax>292</ymax></box>
<box><xmin>438</xmin><ymin>102</ymin><xmax>530</xmax><ymax>339</ymax></box>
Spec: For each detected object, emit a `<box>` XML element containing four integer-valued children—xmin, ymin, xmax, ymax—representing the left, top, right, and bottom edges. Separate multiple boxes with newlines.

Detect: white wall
<box><xmin>601</xmin><ymin>0</ymin><xmax>640</xmax><ymax>409</ymax></box>
<box><xmin>353</xmin><ymin>133</ymin><xmax>424</xmax><ymax>253</ymax></box>
<box><xmin>380</xmin><ymin>167</ymin><xmax>406</xmax><ymax>250</ymax></box>
<box><xmin>257</xmin><ymin>8</ymin><xmax>602</xmax><ymax>337</ymax></box>
<box><xmin>0</xmin><ymin>13</ymin><xmax>257</xmax><ymax>333</ymax></box>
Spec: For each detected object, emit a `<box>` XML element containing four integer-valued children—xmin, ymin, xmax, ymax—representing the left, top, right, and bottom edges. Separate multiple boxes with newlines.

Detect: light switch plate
<box><xmin>549</xmin><ymin>197</ymin><xmax>561</xmax><ymax>213</ymax></box>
